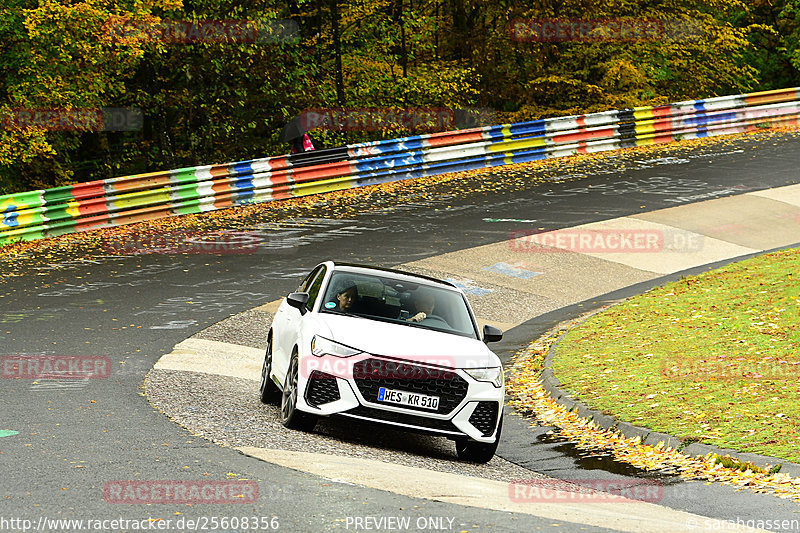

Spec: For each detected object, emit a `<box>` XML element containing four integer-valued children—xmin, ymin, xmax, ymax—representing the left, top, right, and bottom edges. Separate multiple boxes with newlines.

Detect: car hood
<box><xmin>316</xmin><ymin>314</ymin><xmax>498</xmax><ymax>369</ymax></box>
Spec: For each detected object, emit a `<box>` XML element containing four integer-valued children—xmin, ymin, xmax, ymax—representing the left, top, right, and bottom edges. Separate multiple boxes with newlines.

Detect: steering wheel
<box><xmin>421</xmin><ymin>314</ymin><xmax>449</xmax><ymax>327</ymax></box>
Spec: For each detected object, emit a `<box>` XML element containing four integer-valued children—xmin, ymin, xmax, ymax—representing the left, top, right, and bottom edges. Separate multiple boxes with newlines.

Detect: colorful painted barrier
<box><xmin>1</xmin><ymin>87</ymin><xmax>799</xmax><ymax>246</ymax></box>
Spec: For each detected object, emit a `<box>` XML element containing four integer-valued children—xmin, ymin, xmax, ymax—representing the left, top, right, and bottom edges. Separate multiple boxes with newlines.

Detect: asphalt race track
<box><xmin>2</xmin><ymin>132</ymin><xmax>800</xmax><ymax>532</ymax></box>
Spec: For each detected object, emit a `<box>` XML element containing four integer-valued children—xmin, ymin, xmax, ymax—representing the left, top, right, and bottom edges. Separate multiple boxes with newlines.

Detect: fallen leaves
<box><xmin>507</xmin><ymin>319</ymin><xmax>800</xmax><ymax>503</ymax></box>
<box><xmin>2</xmin><ymin>128</ymin><xmax>798</xmax><ymax>280</ymax></box>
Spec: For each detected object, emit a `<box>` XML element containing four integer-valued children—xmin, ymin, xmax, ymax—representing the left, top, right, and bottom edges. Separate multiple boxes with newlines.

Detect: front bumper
<box><xmin>297</xmin><ymin>355</ymin><xmax>503</xmax><ymax>442</ymax></box>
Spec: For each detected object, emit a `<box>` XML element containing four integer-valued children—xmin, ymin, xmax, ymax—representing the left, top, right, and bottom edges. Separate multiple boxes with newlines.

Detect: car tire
<box><xmin>280</xmin><ymin>352</ymin><xmax>317</xmax><ymax>432</ymax></box>
<box><xmin>259</xmin><ymin>335</ymin><xmax>280</xmax><ymax>404</ymax></box>
<box><xmin>455</xmin><ymin>417</ymin><xmax>502</xmax><ymax>463</ymax></box>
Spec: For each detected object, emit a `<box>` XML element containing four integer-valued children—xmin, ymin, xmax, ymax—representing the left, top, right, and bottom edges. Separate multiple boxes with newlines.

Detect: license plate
<box><xmin>377</xmin><ymin>387</ymin><xmax>439</xmax><ymax>410</ymax></box>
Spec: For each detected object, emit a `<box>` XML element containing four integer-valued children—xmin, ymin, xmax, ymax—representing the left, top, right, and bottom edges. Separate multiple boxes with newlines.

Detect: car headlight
<box><xmin>310</xmin><ymin>336</ymin><xmax>362</xmax><ymax>358</ymax></box>
<box><xmin>465</xmin><ymin>367</ymin><xmax>503</xmax><ymax>387</ymax></box>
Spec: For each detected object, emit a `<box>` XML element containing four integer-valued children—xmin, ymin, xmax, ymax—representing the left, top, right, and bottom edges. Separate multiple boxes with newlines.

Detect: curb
<box><xmin>521</xmin><ymin>247</ymin><xmax>800</xmax><ymax>479</ymax></box>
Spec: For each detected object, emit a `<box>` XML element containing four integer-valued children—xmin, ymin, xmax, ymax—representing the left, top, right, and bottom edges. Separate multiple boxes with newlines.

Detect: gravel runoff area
<box><xmin>145</xmin><ymin>305</ymin><xmax>544</xmax><ymax>484</ymax></box>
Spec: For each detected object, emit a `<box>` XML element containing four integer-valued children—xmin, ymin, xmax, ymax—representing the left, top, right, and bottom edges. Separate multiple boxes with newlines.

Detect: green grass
<box><xmin>553</xmin><ymin>247</ymin><xmax>800</xmax><ymax>462</ymax></box>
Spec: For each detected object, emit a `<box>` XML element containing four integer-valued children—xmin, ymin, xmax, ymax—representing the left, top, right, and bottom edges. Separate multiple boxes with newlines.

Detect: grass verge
<box><xmin>552</xmin><ymin>247</ymin><xmax>800</xmax><ymax>462</ymax></box>
<box><xmin>507</xmin><ymin>320</ymin><xmax>800</xmax><ymax>502</ymax></box>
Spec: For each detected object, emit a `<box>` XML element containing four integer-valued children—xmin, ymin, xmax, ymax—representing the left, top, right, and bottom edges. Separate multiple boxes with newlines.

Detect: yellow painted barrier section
<box><xmin>65</xmin><ymin>200</ymin><xmax>80</xmax><ymax>219</ymax></box>
<box><xmin>0</xmin><ymin>204</ymin><xmax>45</xmax><ymax>230</ymax></box>
<box><xmin>107</xmin><ymin>187</ymin><xmax>172</xmax><ymax>210</ymax></box>
<box><xmin>2</xmin><ymin>87</ymin><xmax>799</xmax><ymax>248</ymax></box>
<box><xmin>633</xmin><ymin>107</ymin><xmax>654</xmax><ymax>121</ymax></box>
<box><xmin>486</xmin><ymin>136</ymin><xmax>546</xmax><ymax>153</ymax></box>
<box><xmin>291</xmin><ymin>175</ymin><xmax>356</xmax><ymax>197</ymax></box>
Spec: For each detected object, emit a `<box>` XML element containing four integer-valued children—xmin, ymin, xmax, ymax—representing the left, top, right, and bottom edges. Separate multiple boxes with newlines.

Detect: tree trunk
<box><xmin>331</xmin><ymin>0</ymin><xmax>345</xmax><ymax>105</ymax></box>
<box><xmin>399</xmin><ymin>0</ymin><xmax>407</xmax><ymax>77</ymax></box>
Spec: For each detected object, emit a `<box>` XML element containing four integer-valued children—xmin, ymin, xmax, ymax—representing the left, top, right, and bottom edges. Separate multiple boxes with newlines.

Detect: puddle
<box><xmin>538</xmin><ymin>429</ymin><xmax>682</xmax><ymax>482</ymax></box>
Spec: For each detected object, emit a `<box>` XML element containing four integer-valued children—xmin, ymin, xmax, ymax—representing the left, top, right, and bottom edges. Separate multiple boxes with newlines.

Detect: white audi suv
<box><xmin>259</xmin><ymin>262</ymin><xmax>504</xmax><ymax>462</ymax></box>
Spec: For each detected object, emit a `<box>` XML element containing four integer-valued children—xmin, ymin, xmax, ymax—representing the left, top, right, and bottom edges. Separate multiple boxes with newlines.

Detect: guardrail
<box><xmin>1</xmin><ymin>87</ymin><xmax>798</xmax><ymax>246</ymax></box>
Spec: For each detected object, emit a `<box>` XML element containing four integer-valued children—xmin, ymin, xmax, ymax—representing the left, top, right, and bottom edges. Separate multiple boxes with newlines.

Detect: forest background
<box><xmin>1</xmin><ymin>0</ymin><xmax>798</xmax><ymax>194</ymax></box>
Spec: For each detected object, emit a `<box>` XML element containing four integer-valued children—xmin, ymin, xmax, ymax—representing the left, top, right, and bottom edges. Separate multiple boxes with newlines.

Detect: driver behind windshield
<box><xmin>408</xmin><ymin>290</ymin><xmax>435</xmax><ymax>323</ymax></box>
<box><xmin>333</xmin><ymin>283</ymin><xmax>359</xmax><ymax>313</ymax></box>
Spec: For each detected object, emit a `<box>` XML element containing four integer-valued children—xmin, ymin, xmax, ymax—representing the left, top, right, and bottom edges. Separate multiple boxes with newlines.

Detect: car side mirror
<box><xmin>287</xmin><ymin>292</ymin><xmax>310</xmax><ymax>315</ymax></box>
<box><xmin>482</xmin><ymin>324</ymin><xmax>503</xmax><ymax>343</ymax></box>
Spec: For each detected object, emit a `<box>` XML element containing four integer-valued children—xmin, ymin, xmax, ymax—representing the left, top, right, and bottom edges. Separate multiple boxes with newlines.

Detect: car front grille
<box><xmin>352</xmin><ymin>358</ymin><xmax>469</xmax><ymax>414</ymax></box>
<box><xmin>468</xmin><ymin>401</ymin><xmax>499</xmax><ymax>437</ymax></box>
<box><xmin>342</xmin><ymin>405</ymin><xmax>458</xmax><ymax>434</ymax></box>
<box><xmin>304</xmin><ymin>371</ymin><xmax>341</xmax><ymax>407</ymax></box>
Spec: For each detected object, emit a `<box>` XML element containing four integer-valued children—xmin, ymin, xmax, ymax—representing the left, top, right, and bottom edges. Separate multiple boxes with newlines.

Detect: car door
<box><xmin>273</xmin><ymin>265</ymin><xmax>326</xmax><ymax>381</ymax></box>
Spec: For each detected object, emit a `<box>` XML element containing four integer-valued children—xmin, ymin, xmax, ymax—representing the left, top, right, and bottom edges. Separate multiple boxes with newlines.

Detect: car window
<box><xmin>320</xmin><ymin>271</ymin><xmax>477</xmax><ymax>338</ymax></box>
<box><xmin>298</xmin><ymin>265</ymin><xmax>323</xmax><ymax>292</ymax></box>
<box><xmin>305</xmin><ymin>266</ymin><xmax>327</xmax><ymax>311</ymax></box>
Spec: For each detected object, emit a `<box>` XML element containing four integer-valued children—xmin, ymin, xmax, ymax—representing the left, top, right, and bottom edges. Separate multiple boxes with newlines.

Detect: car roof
<box><xmin>327</xmin><ymin>262</ymin><xmax>461</xmax><ymax>291</ymax></box>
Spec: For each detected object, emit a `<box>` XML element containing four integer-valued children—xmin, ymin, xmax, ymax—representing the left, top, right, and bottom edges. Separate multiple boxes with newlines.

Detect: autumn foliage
<box><xmin>0</xmin><ymin>0</ymin><xmax>799</xmax><ymax>194</ymax></box>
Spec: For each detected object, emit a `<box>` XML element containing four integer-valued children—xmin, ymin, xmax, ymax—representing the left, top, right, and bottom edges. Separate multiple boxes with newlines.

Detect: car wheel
<box><xmin>259</xmin><ymin>335</ymin><xmax>280</xmax><ymax>404</ymax></box>
<box><xmin>455</xmin><ymin>417</ymin><xmax>502</xmax><ymax>463</ymax></box>
<box><xmin>280</xmin><ymin>352</ymin><xmax>317</xmax><ymax>432</ymax></box>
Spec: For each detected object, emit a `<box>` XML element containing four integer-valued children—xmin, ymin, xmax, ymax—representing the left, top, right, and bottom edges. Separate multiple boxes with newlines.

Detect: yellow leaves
<box><xmin>154</xmin><ymin>0</ymin><xmax>184</xmax><ymax>11</ymax></box>
<box><xmin>508</xmin><ymin>319</ymin><xmax>800</xmax><ymax>503</ymax></box>
<box><xmin>14</xmin><ymin>0</ymin><xmax>153</xmax><ymax>106</ymax></box>
<box><xmin>0</xmin><ymin>121</ymin><xmax>55</xmax><ymax>166</ymax></box>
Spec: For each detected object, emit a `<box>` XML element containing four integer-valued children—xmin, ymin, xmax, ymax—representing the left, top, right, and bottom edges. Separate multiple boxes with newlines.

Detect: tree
<box><xmin>0</xmin><ymin>0</ymin><xmax>796</xmax><ymax>195</ymax></box>
<box><xmin>0</xmin><ymin>0</ymin><xmax>160</xmax><ymax>193</ymax></box>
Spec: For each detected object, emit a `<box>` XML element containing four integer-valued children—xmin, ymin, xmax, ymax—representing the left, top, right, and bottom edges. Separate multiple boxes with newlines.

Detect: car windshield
<box><xmin>320</xmin><ymin>271</ymin><xmax>478</xmax><ymax>338</ymax></box>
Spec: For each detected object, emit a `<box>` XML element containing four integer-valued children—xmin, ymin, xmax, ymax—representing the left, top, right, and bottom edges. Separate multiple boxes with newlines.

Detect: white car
<box><xmin>259</xmin><ymin>262</ymin><xmax>505</xmax><ymax>462</ymax></box>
